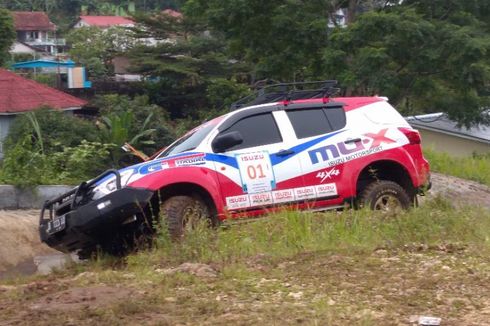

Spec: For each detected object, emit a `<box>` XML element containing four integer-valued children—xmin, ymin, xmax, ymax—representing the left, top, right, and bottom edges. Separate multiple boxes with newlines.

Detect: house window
<box><xmin>28</xmin><ymin>31</ymin><xmax>39</xmax><ymax>39</ymax></box>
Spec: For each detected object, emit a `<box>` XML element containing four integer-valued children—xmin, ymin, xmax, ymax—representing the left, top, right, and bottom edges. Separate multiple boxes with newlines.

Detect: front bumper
<box><xmin>39</xmin><ymin>170</ymin><xmax>154</xmax><ymax>253</ymax></box>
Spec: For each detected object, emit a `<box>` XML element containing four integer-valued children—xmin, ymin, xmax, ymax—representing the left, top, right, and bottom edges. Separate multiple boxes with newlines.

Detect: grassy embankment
<box><xmin>1</xmin><ymin>196</ymin><xmax>490</xmax><ymax>325</ymax></box>
<box><xmin>424</xmin><ymin>149</ymin><xmax>490</xmax><ymax>187</ymax></box>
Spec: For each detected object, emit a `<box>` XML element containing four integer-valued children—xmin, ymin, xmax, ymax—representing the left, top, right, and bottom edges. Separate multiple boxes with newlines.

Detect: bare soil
<box><xmin>0</xmin><ymin>210</ymin><xmax>58</xmax><ymax>276</ymax></box>
<box><xmin>428</xmin><ymin>172</ymin><xmax>490</xmax><ymax>209</ymax></box>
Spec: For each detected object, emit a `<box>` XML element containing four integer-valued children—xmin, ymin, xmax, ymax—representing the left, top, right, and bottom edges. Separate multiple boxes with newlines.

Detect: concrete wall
<box><xmin>0</xmin><ymin>185</ymin><xmax>73</xmax><ymax>209</ymax></box>
<box><xmin>420</xmin><ymin>130</ymin><xmax>490</xmax><ymax>157</ymax></box>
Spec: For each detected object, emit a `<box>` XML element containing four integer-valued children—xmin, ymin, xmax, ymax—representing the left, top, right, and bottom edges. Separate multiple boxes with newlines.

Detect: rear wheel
<box><xmin>359</xmin><ymin>180</ymin><xmax>411</xmax><ymax>211</ymax></box>
<box><xmin>160</xmin><ymin>196</ymin><xmax>216</xmax><ymax>239</ymax></box>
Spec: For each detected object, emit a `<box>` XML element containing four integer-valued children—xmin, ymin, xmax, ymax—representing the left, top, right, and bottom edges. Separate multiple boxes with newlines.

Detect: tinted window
<box><xmin>287</xmin><ymin>108</ymin><xmax>332</xmax><ymax>138</ymax></box>
<box><xmin>287</xmin><ymin>107</ymin><xmax>346</xmax><ymax>139</ymax></box>
<box><xmin>222</xmin><ymin>113</ymin><xmax>282</xmax><ymax>151</ymax></box>
<box><xmin>324</xmin><ymin>107</ymin><xmax>346</xmax><ymax>130</ymax></box>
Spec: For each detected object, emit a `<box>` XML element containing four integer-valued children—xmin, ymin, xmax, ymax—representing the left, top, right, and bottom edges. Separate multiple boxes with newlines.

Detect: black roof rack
<box><xmin>230</xmin><ymin>80</ymin><xmax>339</xmax><ymax>111</ymax></box>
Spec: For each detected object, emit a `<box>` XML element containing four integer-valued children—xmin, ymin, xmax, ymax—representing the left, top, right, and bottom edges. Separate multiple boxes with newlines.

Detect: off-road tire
<box><xmin>160</xmin><ymin>196</ymin><xmax>215</xmax><ymax>239</ymax></box>
<box><xmin>359</xmin><ymin>180</ymin><xmax>411</xmax><ymax>211</ymax></box>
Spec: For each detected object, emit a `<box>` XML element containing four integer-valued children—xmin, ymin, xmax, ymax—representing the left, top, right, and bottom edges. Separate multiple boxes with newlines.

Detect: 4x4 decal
<box><xmin>316</xmin><ymin>167</ymin><xmax>340</xmax><ymax>183</ymax></box>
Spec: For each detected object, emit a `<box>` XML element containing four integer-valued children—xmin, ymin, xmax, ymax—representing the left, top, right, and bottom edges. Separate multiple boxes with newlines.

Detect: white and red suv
<box><xmin>40</xmin><ymin>81</ymin><xmax>431</xmax><ymax>256</ymax></box>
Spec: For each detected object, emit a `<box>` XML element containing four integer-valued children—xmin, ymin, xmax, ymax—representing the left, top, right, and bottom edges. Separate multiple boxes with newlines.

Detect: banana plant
<box><xmin>98</xmin><ymin>110</ymin><xmax>156</xmax><ymax>164</ymax></box>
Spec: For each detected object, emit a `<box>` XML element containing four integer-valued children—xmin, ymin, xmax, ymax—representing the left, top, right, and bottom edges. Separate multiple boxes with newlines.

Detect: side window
<box><xmin>323</xmin><ymin>107</ymin><xmax>346</xmax><ymax>131</ymax></box>
<box><xmin>222</xmin><ymin>113</ymin><xmax>282</xmax><ymax>151</ymax></box>
<box><xmin>287</xmin><ymin>107</ymin><xmax>346</xmax><ymax>139</ymax></box>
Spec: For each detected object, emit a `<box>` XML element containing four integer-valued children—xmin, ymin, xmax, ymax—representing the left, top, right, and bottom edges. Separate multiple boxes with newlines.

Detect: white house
<box><xmin>11</xmin><ymin>11</ymin><xmax>66</xmax><ymax>55</ymax></box>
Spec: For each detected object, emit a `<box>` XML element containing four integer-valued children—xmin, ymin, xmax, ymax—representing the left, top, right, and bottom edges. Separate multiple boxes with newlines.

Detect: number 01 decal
<box><xmin>237</xmin><ymin>151</ymin><xmax>275</xmax><ymax>194</ymax></box>
<box><xmin>247</xmin><ymin>164</ymin><xmax>266</xmax><ymax>179</ymax></box>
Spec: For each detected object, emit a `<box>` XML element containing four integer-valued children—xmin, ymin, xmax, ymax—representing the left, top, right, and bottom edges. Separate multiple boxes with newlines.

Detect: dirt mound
<box><xmin>0</xmin><ymin>210</ymin><xmax>58</xmax><ymax>274</ymax></box>
<box><xmin>428</xmin><ymin>172</ymin><xmax>490</xmax><ymax>209</ymax></box>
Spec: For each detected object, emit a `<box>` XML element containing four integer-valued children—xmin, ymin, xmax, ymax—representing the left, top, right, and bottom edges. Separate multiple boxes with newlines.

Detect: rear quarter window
<box><xmin>287</xmin><ymin>107</ymin><xmax>346</xmax><ymax>139</ymax></box>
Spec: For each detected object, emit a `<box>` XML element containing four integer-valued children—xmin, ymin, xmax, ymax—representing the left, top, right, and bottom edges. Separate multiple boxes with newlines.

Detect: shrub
<box><xmin>4</xmin><ymin>108</ymin><xmax>99</xmax><ymax>155</ymax></box>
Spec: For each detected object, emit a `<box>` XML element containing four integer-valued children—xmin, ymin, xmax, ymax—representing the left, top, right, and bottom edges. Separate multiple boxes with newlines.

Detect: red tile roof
<box><xmin>12</xmin><ymin>11</ymin><xmax>56</xmax><ymax>31</ymax></box>
<box><xmin>78</xmin><ymin>16</ymin><xmax>134</xmax><ymax>28</ymax></box>
<box><xmin>0</xmin><ymin>69</ymin><xmax>87</xmax><ymax>114</ymax></box>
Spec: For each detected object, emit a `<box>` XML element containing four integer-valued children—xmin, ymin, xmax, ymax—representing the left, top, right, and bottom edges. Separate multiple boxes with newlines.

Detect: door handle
<box><xmin>344</xmin><ymin>138</ymin><xmax>362</xmax><ymax>144</ymax></box>
<box><xmin>276</xmin><ymin>149</ymin><xmax>294</xmax><ymax>157</ymax></box>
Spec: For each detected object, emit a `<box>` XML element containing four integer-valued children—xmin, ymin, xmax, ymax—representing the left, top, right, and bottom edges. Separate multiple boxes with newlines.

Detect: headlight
<box><xmin>92</xmin><ymin>170</ymin><xmax>135</xmax><ymax>199</ymax></box>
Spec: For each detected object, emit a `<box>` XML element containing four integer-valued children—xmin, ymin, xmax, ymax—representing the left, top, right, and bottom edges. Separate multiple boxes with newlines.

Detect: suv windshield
<box><xmin>157</xmin><ymin>118</ymin><xmax>220</xmax><ymax>158</ymax></box>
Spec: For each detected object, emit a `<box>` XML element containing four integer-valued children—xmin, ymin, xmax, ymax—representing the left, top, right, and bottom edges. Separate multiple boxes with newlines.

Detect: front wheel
<box><xmin>160</xmin><ymin>196</ymin><xmax>216</xmax><ymax>239</ymax></box>
<box><xmin>359</xmin><ymin>180</ymin><xmax>411</xmax><ymax>211</ymax></box>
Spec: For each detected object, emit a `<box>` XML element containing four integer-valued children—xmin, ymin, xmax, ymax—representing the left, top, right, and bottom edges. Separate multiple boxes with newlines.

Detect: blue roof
<box><xmin>406</xmin><ymin>113</ymin><xmax>490</xmax><ymax>144</ymax></box>
<box><xmin>11</xmin><ymin>60</ymin><xmax>76</xmax><ymax>69</ymax></box>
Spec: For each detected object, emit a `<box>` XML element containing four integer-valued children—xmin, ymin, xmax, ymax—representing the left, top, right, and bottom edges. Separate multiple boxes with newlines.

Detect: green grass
<box><xmin>128</xmin><ymin>196</ymin><xmax>490</xmax><ymax>268</ymax></box>
<box><xmin>424</xmin><ymin>148</ymin><xmax>490</xmax><ymax>186</ymax></box>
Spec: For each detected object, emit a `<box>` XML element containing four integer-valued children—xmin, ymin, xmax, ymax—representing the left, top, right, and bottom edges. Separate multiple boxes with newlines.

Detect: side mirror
<box><xmin>212</xmin><ymin>131</ymin><xmax>243</xmax><ymax>153</ymax></box>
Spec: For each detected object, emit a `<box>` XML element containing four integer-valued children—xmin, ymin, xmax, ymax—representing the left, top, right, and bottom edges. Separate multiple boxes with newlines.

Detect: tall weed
<box><xmin>424</xmin><ymin>148</ymin><xmax>490</xmax><ymax>186</ymax></box>
<box><xmin>128</xmin><ymin>197</ymin><xmax>490</xmax><ymax>268</ymax></box>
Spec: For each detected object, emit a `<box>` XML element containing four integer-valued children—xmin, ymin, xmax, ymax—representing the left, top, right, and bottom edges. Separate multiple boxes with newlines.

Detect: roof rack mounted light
<box><xmin>230</xmin><ymin>80</ymin><xmax>339</xmax><ymax>111</ymax></box>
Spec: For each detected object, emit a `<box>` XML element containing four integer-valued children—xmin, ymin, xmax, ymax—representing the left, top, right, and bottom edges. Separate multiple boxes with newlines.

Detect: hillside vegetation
<box><xmin>1</xmin><ymin>196</ymin><xmax>490</xmax><ymax>325</ymax></box>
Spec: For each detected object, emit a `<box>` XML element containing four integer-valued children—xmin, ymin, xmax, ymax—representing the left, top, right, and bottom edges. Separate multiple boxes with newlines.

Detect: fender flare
<box><xmin>349</xmin><ymin>148</ymin><xmax>418</xmax><ymax>195</ymax></box>
<box><xmin>128</xmin><ymin>166</ymin><xmax>224</xmax><ymax>214</ymax></box>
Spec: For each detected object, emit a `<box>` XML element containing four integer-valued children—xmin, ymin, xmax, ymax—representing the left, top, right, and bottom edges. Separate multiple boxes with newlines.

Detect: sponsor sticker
<box><xmin>294</xmin><ymin>186</ymin><xmax>316</xmax><ymax>200</ymax></box>
<box><xmin>226</xmin><ymin>195</ymin><xmax>250</xmax><ymax>210</ymax></box>
<box><xmin>315</xmin><ymin>183</ymin><xmax>338</xmax><ymax>197</ymax></box>
<box><xmin>249</xmin><ymin>192</ymin><xmax>273</xmax><ymax>206</ymax></box>
<box><xmin>272</xmin><ymin>189</ymin><xmax>296</xmax><ymax>204</ymax></box>
<box><xmin>175</xmin><ymin>154</ymin><xmax>206</xmax><ymax>166</ymax></box>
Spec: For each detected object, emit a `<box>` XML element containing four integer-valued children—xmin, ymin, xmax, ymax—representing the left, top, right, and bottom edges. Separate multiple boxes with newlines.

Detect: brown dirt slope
<box><xmin>0</xmin><ymin>210</ymin><xmax>57</xmax><ymax>273</ymax></box>
<box><xmin>428</xmin><ymin>172</ymin><xmax>490</xmax><ymax>209</ymax></box>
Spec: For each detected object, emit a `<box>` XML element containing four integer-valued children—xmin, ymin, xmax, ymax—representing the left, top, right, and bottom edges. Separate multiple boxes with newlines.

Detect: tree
<box><xmin>322</xmin><ymin>5</ymin><xmax>490</xmax><ymax>126</ymax></box>
<box><xmin>184</xmin><ymin>0</ymin><xmax>331</xmax><ymax>82</ymax></box>
<box><xmin>128</xmin><ymin>11</ymin><xmax>251</xmax><ymax>119</ymax></box>
<box><xmin>0</xmin><ymin>0</ymin><xmax>58</xmax><ymax>12</ymax></box>
<box><xmin>67</xmin><ymin>26</ymin><xmax>137</xmax><ymax>78</ymax></box>
<box><xmin>183</xmin><ymin>0</ymin><xmax>490</xmax><ymax>125</ymax></box>
<box><xmin>0</xmin><ymin>9</ymin><xmax>15</xmax><ymax>66</ymax></box>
